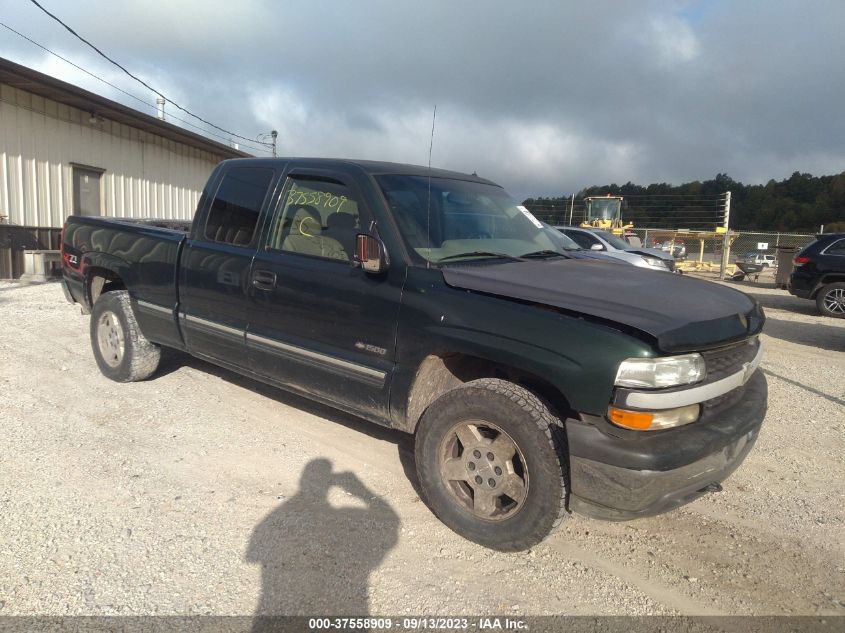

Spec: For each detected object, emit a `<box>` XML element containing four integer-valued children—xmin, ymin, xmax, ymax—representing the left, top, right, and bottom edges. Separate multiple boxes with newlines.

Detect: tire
<box><xmin>90</xmin><ymin>290</ymin><xmax>161</xmax><ymax>381</ymax></box>
<box><xmin>414</xmin><ymin>378</ymin><xmax>568</xmax><ymax>551</ymax></box>
<box><xmin>815</xmin><ymin>282</ymin><xmax>845</xmax><ymax>318</ymax></box>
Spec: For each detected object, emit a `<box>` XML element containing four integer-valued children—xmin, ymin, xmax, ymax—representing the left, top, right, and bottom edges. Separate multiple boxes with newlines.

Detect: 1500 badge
<box><xmin>355</xmin><ymin>342</ymin><xmax>387</xmax><ymax>355</ymax></box>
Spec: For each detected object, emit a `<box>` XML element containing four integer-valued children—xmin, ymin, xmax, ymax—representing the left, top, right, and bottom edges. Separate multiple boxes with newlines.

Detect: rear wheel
<box><xmin>816</xmin><ymin>282</ymin><xmax>845</xmax><ymax>318</ymax></box>
<box><xmin>415</xmin><ymin>378</ymin><xmax>568</xmax><ymax>551</ymax></box>
<box><xmin>90</xmin><ymin>290</ymin><xmax>161</xmax><ymax>381</ymax></box>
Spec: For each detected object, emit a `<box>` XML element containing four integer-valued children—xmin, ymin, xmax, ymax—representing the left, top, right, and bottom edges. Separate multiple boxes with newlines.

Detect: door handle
<box><xmin>252</xmin><ymin>269</ymin><xmax>277</xmax><ymax>290</ymax></box>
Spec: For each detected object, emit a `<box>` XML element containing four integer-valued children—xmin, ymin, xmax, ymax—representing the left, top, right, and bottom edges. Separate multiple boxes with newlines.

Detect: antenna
<box><xmin>426</xmin><ymin>105</ymin><xmax>437</xmax><ymax>266</ymax></box>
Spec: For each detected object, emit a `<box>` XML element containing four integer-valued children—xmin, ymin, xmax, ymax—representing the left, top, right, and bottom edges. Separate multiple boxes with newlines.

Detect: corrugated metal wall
<box><xmin>0</xmin><ymin>83</ymin><xmax>221</xmax><ymax>229</ymax></box>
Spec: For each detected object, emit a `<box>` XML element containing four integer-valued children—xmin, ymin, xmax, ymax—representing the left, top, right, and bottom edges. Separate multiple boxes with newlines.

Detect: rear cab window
<box><xmin>204</xmin><ymin>167</ymin><xmax>275</xmax><ymax>246</ymax></box>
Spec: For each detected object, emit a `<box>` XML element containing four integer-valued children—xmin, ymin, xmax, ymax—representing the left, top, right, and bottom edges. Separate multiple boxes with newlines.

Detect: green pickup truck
<box><xmin>61</xmin><ymin>158</ymin><xmax>767</xmax><ymax>551</ymax></box>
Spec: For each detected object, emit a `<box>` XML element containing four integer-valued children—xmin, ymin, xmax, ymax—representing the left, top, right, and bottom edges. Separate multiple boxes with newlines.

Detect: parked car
<box><xmin>622</xmin><ymin>231</ymin><xmax>642</xmax><ymax>247</ymax></box>
<box><xmin>61</xmin><ymin>157</ymin><xmax>767</xmax><ymax>551</ymax></box>
<box><xmin>556</xmin><ymin>226</ymin><xmax>677</xmax><ymax>272</ymax></box>
<box><xmin>541</xmin><ymin>223</ymin><xmax>627</xmax><ymax>265</ymax></box>
<box><xmin>740</xmin><ymin>252</ymin><xmax>776</xmax><ymax>268</ymax></box>
<box><xmin>788</xmin><ymin>233</ymin><xmax>845</xmax><ymax>318</ymax></box>
<box><xmin>658</xmin><ymin>240</ymin><xmax>687</xmax><ymax>259</ymax></box>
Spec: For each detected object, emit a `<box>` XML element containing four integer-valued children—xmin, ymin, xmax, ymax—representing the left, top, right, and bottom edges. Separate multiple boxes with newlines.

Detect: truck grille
<box><xmin>702</xmin><ymin>337</ymin><xmax>760</xmax><ymax>383</ymax></box>
<box><xmin>702</xmin><ymin>385</ymin><xmax>746</xmax><ymax>415</ymax></box>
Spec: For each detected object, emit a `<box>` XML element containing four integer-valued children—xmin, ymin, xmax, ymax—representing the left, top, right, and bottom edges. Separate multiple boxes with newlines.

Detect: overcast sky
<box><xmin>1</xmin><ymin>0</ymin><xmax>844</xmax><ymax>198</ymax></box>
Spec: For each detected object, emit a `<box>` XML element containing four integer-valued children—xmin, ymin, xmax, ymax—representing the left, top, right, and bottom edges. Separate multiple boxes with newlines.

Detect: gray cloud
<box><xmin>1</xmin><ymin>0</ymin><xmax>844</xmax><ymax>198</ymax></box>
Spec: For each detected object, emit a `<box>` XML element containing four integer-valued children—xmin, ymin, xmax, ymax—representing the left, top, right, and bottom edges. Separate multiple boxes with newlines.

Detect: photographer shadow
<box><xmin>247</xmin><ymin>458</ymin><xmax>400</xmax><ymax>625</ymax></box>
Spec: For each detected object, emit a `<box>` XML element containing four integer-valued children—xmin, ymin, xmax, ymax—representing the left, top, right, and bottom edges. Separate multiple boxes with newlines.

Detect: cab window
<box><xmin>204</xmin><ymin>167</ymin><xmax>274</xmax><ymax>245</ymax></box>
<box><xmin>267</xmin><ymin>178</ymin><xmax>361</xmax><ymax>261</ymax></box>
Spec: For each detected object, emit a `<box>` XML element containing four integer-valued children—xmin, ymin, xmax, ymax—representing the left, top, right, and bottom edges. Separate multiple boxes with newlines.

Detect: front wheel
<box><xmin>816</xmin><ymin>282</ymin><xmax>845</xmax><ymax>318</ymax></box>
<box><xmin>415</xmin><ymin>379</ymin><xmax>568</xmax><ymax>551</ymax></box>
<box><xmin>90</xmin><ymin>290</ymin><xmax>161</xmax><ymax>381</ymax></box>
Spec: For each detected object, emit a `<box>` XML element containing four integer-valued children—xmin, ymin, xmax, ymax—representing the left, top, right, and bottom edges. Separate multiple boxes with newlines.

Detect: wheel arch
<box><xmin>82</xmin><ymin>252</ymin><xmax>132</xmax><ymax>310</ymax></box>
<box><xmin>812</xmin><ymin>274</ymin><xmax>845</xmax><ymax>298</ymax></box>
<box><xmin>85</xmin><ymin>266</ymin><xmax>127</xmax><ymax>308</ymax></box>
<box><xmin>404</xmin><ymin>352</ymin><xmax>574</xmax><ymax>434</ymax></box>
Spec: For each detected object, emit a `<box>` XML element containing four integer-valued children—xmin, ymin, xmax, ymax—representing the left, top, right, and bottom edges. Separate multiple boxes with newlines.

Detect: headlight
<box><xmin>615</xmin><ymin>354</ymin><xmax>705</xmax><ymax>388</ymax></box>
<box><xmin>643</xmin><ymin>257</ymin><xmax>667</xmax><ymax>268</ymax></box>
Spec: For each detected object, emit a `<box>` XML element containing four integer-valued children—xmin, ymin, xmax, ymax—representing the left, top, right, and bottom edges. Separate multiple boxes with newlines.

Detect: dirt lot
<box><xmin>0</xmin><ymin>279</ymin><xmax>843</xmax><ymax>616</ymax></box>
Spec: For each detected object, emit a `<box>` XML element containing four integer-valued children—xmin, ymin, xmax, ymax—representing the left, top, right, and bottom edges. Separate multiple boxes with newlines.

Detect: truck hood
<box><xmin>441</xmin><ymin>259</ymin><xmax>764</xmax><ymax>352</ymax></box>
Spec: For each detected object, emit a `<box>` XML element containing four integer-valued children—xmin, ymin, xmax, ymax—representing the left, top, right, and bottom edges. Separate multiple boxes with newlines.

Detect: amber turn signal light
<box><xmin>608</xmin><ymin>407</ymin><xmax>655</xmax><ymax>430</ymax></box>
<box><xmin>608</xmin><ymin>404</ymin><xmax>701</xmax><ymax>431</ymax></box>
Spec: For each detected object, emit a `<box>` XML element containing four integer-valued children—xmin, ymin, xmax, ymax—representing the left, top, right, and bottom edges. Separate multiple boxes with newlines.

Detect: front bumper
<box><xmin>566</xmin><ymin>370</ymin><xmax>767</xmax><ymax>520</ymax></box>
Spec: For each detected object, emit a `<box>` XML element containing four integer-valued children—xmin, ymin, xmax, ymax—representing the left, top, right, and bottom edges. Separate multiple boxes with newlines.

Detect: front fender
<box><xmin>390</xmin><ymin>268</ymin><xmax>655</xmax><ymax>427</ymax></box>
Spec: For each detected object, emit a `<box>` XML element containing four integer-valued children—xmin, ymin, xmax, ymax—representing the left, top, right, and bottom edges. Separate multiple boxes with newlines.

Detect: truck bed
<box><xmin>61</xmin><ymin>215</ymin><xmax>187</xmax><ymax>338</ymax></box>
<box><xmin>106</xmin><ymin>217</ymin><xmax>193</xmax><ymax>233</ymax></box>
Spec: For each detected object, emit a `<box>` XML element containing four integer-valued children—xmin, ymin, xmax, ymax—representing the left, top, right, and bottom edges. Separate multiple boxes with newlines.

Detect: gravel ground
<box><xmin>0</xmin><ymin>279</ymin><xmax>843</xmax><ymax>616</ymax></box>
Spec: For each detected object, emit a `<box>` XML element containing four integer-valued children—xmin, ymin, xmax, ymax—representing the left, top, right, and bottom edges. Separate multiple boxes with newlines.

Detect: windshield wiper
<box><xmin>520</xmin><ymin>250</ymin><xmax>572</xmax><ymax>259</ymax></box>
<box><xmin>436</xmin><ymin>251</ymin><xmax>526</xmax><ymax>263</ymax></box>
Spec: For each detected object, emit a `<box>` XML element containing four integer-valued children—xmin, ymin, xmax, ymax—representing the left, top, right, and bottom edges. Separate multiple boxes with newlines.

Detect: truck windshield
<box><xmin>376</xmin><ymin>175</ymin><xmax>574</xmax><ymax>263</ymax></box>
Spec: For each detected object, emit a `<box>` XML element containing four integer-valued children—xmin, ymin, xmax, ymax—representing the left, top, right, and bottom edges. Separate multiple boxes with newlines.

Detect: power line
<box><xmin>26</xmin><ymin>0</ymin><xmax>271</xmax><ymax>150</ymax></box>
<box><xmin>579</xmin><ymin>193</ymin><xmax>731</xmax><ymax>198</ymax></box>
<box><xmin>0</xmin><ymin>20</ymin><xmax>270</xmax><ymax>155</ymax></box>
<box><xmin>606</xmin><ymin>194</ymin><xmax>731</xmax><ymax>198</ymax></box>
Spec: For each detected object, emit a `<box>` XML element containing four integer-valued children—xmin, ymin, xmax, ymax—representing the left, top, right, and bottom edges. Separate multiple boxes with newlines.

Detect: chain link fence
<box><xmin>626</xmin><ymin>228</ymin><xmax>816</xmax><ymax>279</ymax></box>
<box><xmin>525</xmin><ymin>192</ymin><xmax>728</xmax><ymax>232</ymax></box>
<box><xmin>525</xmin><ymin>194</ymin><xmax>817</xmax><ymax>280</ymax></box>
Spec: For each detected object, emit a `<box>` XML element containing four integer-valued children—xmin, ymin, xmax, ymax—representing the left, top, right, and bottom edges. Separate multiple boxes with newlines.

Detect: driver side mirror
<box><xmin>355</xmin><ymin>234</ymin><xmax>389</xmax><ymax>274</ymax></box>
<box><xmin>590</xmin><ymin>243</ymin><xmax>604</xmax><ymax>251</ymax></box>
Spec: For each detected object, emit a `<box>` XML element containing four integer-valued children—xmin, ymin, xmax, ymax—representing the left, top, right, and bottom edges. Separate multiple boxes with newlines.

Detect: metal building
<box><xmin>0</xmin><ymin>56</ymin><xmax>248</xmax><ymax>278</ymax></box>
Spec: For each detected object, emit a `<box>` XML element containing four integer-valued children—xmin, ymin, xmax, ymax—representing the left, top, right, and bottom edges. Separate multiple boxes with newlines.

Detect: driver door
<box><xmin>246</xmin><ymin>168</ymin><xmax>401</xmax><ymax>421</ymax></box>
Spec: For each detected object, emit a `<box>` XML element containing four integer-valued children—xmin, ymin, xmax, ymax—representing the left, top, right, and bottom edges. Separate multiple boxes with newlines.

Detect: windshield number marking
<box><xmin>287</xmin><ymin>185</ymin><xmax>348</xmax><ymax>212</ymax></box>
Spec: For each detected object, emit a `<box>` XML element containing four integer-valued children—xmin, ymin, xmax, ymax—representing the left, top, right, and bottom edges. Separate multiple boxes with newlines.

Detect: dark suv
<box><xmin>789</xmin><ymin>233</ymin><xmax>845</xmax><ymax>317</ymax></box>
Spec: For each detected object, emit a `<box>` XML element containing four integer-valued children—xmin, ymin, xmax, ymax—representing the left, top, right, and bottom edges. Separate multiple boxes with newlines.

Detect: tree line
<box><xmin>523</xmin><ymin>171</ymin><xmax>845</xmax><ymax>233</ymax></box>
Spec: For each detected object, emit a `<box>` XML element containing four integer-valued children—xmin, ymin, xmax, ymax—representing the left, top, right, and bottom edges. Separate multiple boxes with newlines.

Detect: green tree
<box><xmin>525</xmin><ymin>170</ymin><xmax>845</xmax><ymax>232</ymax></box>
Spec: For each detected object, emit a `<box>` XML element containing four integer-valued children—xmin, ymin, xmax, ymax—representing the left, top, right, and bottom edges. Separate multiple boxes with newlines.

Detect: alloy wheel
<box><xmin>96</xmin><ymin>310</ymin><xmax>125</xmax><ymax>367</ymax></box>
<box><xmin>438</xmin><ymin>420</ymin><xmax>528</xmax><ymax>521</ymax></box>
<box><xmin>823</xmin><ymin>288</ymin><xmax>845</xmax><ymax>314</ymax></box>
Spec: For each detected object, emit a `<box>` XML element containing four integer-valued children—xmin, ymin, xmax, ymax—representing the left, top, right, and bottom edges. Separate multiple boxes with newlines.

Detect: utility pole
<box><xmin>258</xmin><ymin>130</ymin><xmax>279</xmax><ymax>157</ymax></box>
<box><xmin>719</xmin><ymin>191</ymin><xmax>732</xmax><ymax>279</ymax></box>
<box><xmin>568</xmin><ymin>194</ymin><xmax>575</xmax><ymax>226</ymax></box>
